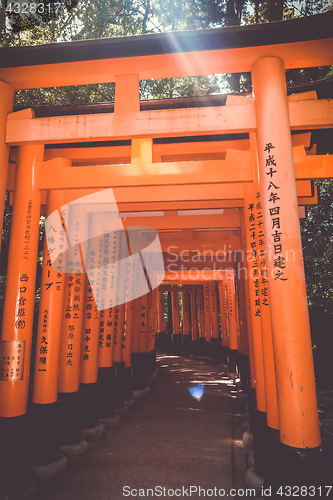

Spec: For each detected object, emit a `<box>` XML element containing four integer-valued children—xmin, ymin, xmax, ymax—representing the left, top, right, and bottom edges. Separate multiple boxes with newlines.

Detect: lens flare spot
<box><xmin>189</xmin><ymin>384</ymin><xmax>204</xmax><ymax>401</ymax></box>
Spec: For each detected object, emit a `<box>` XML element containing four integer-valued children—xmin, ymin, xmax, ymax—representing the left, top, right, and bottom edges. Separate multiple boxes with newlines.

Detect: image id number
<box><xmin>6</xmin><ymin>2</ymin><xmax>63</xmax><ymax>15</ymax></box>
<box><xmin>276</xmin><ymin>485</ymin><xmax>332</xmax><ymax>496</ymax></box>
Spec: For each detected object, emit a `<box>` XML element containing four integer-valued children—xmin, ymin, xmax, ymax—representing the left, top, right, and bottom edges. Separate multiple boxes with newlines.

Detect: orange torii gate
<box><xmin>0</xmin><ymin>10</ymin><xmax>333</xmax><ymax>495</ymax></box>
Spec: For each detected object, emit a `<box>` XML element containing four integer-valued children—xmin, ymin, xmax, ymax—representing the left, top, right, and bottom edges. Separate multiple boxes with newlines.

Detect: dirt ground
<box><xmin>317</xmin><ymin>385</ymin><xmax>333</xmax><ymax>450</ymax></box>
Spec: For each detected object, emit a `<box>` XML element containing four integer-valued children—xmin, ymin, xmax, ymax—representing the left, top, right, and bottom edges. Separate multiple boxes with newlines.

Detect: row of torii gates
<box><xmin>0</xmin><ymin>10</ymin><xmax>333</xmax><ymax>493</ymax></box>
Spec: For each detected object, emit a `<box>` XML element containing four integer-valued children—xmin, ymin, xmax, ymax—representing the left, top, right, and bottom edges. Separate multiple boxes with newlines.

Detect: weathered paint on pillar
<box><xmin>0</xmin><ymin>144</ymin><xmax>44</xmax><ymax>417</ymax></box>
<box><xmin>0</xmin><ymin>81</ymin><xmax>14</xmax><ymax>255</ymax></box>
<box><xmin>252</xmin><ymin>56</ymin><xmax>321</xmax><ymax>448</ymax></box>
<box><xmin>32</xmin><ymin>190</ymin><xmax>67</xmax><ymax>404</ymax></box>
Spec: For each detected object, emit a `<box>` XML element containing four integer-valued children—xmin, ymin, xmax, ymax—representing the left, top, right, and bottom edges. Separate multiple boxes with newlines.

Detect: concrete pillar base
<box><xmin>124</xmin><ymin>398</ymin><xmax>136</xmax><ymax>408</ymax></box>
<box><xmin>243</xmin><ymin>430</ymin><xmax>254</xmax><ymax>451</ymax></box>
<box><xmin>132</xmin><ymin>389</ymin><xmax>147</xmax><ymax>402</ymax></box>
<box><xmin>115</xmin><ymin>405</ymin><xmax>129</xmax><ymax>417</ymax></box>
<box><xmin>100</xmin><ymin>414</ymin><xmax>121</xmax><ymax>430</ymax></box>
<box><xmin>60</xmin><ymin>439</ymin><xmax>89</xmax><ymax>460</ymax></box>
<box><xmin>82</xmin><ymin>422</ymin><xmax>105</xmax><ymax>442</ymax></box>
<box><xmin>242</xmin><ymin>419</ymin><xmax>250</xmax><ymax>432</ymax></box>
<box><xmin>245</xmin><ymin>467</ymin><xmax>264</xmax><ymax>495</ymax></box>
<box><xmin>30</xmin><ymin>455</ymin><xmax>68</xmax><ymax>481</ymax></box>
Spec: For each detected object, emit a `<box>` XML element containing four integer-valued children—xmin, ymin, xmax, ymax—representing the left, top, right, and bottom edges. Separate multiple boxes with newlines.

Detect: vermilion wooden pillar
<box><xmin>97</xmin><ymin>227</ymin><xmax>117</xmax><ymax>419</ymax></box>
<box><xmin>148</xmin><ymin>288</ymin><xmax>158</xmax><ymax>373</ymax></box>
<box><xmin>253</xmin><ymin>187</ymin><xmax>279</xmax><ymax>431</ymax></box>
<box><xmin>197</xmin><ymin>285</ymin><xmax>206</xmax><ymax>354</ymax></box>
<box><xmin>157</xmin><ymin>290</ymin><xmax>166</xmax><ymax>349</ymax></box>
<box><xmin>182</xmin><ymin>285</ymin><xmax>191</xmax><ymax>353</ymax></box>
<box><xmin>203</xmin><ymin>282</ymin><xmax>211</xmax><ymax>354</ymax></box>
<box><xmin>225</xmin><ymin>269</ymin><xmax>238</xmax><ymax>372</ymax></box>
<box><xmin>32</xmin><ymin>190</ymin><xmax>67</xmax><ymax>405</ymax></box>
<box><xmin>218</xmin><ymin>277</ymin><xmax>229</xmax><ymax>363</ymax></box>
<box><xmin>190</xmin><ymin>286</ymin><xmax>199</xmax><ymax>354</ymax></box>
<box><xmin>58</xmin><ymin>202</ymin><xmax>88</xmax><ymax>395</ymax></box>
<box><xmin>138</xmin><ymin>294</ymin><xmax>149</xmax><ymax>387</ymax></box>
<box><xmin>219</xmin><ymin>275</ymin><xmax>229</xmax><ymax>345</ymax></box>
<box><xmin>30</xmin><ymin>193</ymin><xmax>67</xmax><ymax>465</ymax></box>
<box><xmin>0</xmin><ymin>141</ymin><xmax>43</xmax><ymax>493</ymax></box>
<box><xmin>171</xmin><ymin>289</ymin><xmax>181</xmax><ymax>352</ymax></box>
<box><xmin>80</xmin><ymin>213</ymin><xmax>104</xmax><ymax>385</ymax></box>
<box><xmin>130</xmin><ymin>296</ymin><xmax>143</xmax><ymax>390</ymax></box>
<box><xmin>29</xmin><ymin>189</ymin><xmax>68</xmax><ymax>458</ymax></box>
<box><xmin>79</xmin><ymin>213</ymin><xmax>104</xmax><ymax>428</ymax></box>
<box><xmin>252</xmin><ymin>56</ymin><xmax>321</xmax><ymax>477</ymax></box>
<box><xmin>209</xmin><ymin>281</ymin><xmax>221</xmax><ymax>358</ymax></box>
<box><xmin>243</xmin><ymin>184</ymin><xmax>267</xmax><ymax>414</ymax></box>
<box><xmin>0</xmin><ymin>144</ymin><xmax>44</xmax><ymax>417</ymax></box>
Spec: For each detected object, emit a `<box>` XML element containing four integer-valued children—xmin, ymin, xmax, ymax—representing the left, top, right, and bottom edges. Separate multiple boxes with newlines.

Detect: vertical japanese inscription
<box><xmin>264</xmin><ymin>143</ymin><xmax>288</xmax><ymax>281</ymax></box>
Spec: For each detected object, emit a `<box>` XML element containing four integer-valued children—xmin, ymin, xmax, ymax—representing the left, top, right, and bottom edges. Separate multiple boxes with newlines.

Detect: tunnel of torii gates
<box><xmin>0</xmin><ymin>9</ymin><xmax>332</xmax><ymax>489</ymax></box>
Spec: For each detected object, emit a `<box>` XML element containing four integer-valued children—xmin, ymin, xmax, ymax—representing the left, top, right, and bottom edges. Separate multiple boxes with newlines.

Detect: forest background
<box><xmin>0</xmin><ymin>0</ymin><xmax>332</xmax><ymax>385</ymax></box>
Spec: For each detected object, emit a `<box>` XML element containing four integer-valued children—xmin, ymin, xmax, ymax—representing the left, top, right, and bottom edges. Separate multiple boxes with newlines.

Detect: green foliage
<box><xmin>300</xmin><ymin>180</ymin><xmax>333</xmax><ymax>382</ymax></box>
<box><xmin>152</xmin><ymin>0</ymin><xmax>225</xmax><ymax>31</ymax></box>
<box><xmin>15</xmin><ymin>83</ymin><xmax>115</xmax><ymax>107</ymax></box>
